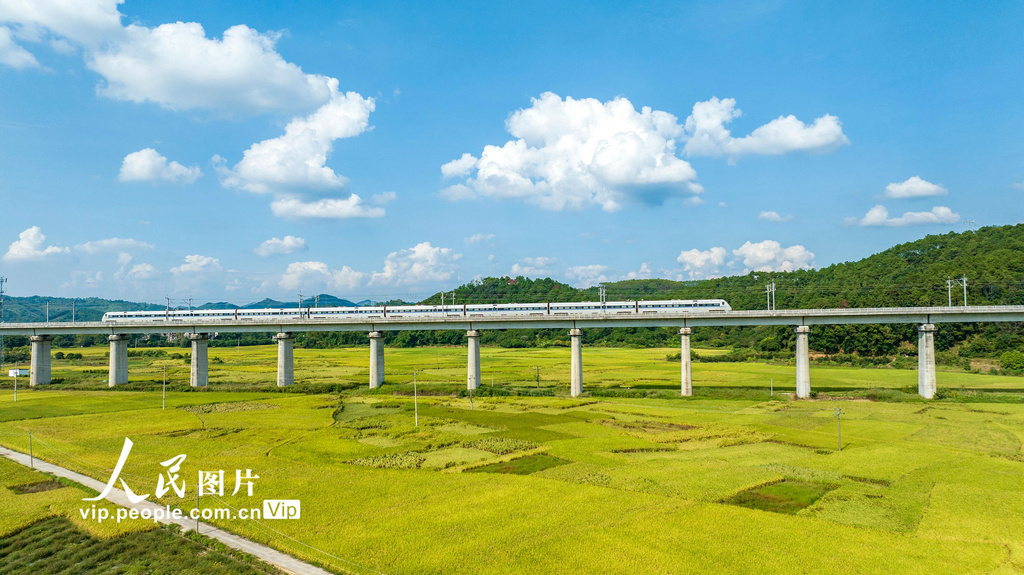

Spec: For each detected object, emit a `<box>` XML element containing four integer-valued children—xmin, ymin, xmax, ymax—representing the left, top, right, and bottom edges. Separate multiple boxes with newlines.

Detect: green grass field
<box><xmin>1</xmin><ymin>346</ymin><xmax>1023</xmax><ymax>573</ymax></box>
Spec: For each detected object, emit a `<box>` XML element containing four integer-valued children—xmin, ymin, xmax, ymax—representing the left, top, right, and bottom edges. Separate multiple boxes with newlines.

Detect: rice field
<box><xmin>1</xmin><ymin>347</ymin><xmax>1023</xmax><ymax>573</ymax></box>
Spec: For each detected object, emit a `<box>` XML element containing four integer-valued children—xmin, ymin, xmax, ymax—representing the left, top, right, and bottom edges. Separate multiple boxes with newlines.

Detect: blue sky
<box><xmin>1</xmin><ymin>1</ymin><xmax>1021</xmax><ymax>304</ymax></box>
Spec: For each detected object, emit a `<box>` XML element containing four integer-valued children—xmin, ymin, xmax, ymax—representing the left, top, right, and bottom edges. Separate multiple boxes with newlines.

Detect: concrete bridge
<box><xmin>5</xmin><ymin>305</ymin><xmax>1023</xmax><ymax>399</ymax></box>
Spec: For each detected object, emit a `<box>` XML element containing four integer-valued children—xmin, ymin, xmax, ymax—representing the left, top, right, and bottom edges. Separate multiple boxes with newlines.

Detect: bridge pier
<box><xmin>570</xmin><ymin>328</ymin><xmax>582</xmax><ymax>397</ymax></box>
<box><xmin>29</xmin><ymin>335</ymin><xmax>53</xmax><ymax>386</ymax></box>
<box><xmin>467</xmin><ymin>330</ymin><xmax>480</xmax><ymax>390</ymax></box>
<box><xmin>189</xmin><ymin>333</ymin><xmax>209</xmax><ymax>387</ymax></box>
<box><xmin>369</xmin><ymin>331</ymin><xmax>384</xmax><ymax>388</ymax></box>
<box><xmin>108</xmin><ymin>334</ymin><xmax>129</xmax><ymax>387</ymax></box>
<box><xmin>679</xmin><ymin>328</ymin><xmax>692</xmax><ymax>396</ymax></box>
<box><xmin>918</xmin><ymin>324</ymin><xmax>937</xmax><ymax>399</ymax></box>
<box><xmin>795</xmin><ymin>326</ymin><xmax>811</xmax><ymax>398</ymax></box>
<box><xmin>275</xmin><ymin>332</ymin><xmax>294</xmax><ymax>387</ymax></box>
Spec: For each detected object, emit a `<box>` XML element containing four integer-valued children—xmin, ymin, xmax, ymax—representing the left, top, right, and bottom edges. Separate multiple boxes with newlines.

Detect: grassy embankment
<box><xmin>1</xmin><ymin>347</ymin><xmax>1023</xmax><ymax>574</ymax></box>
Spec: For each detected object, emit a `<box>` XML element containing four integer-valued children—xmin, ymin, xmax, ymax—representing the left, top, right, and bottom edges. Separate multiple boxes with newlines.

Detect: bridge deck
<box><xmin>1</xmin><ymin>305</ymin><xmax>1022</xmax><ymax>335</ymax></box>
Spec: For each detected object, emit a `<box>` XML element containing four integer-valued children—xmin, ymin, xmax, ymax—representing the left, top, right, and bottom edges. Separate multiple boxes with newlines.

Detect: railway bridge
<box><xmin>3</xmin><ymin>305</ymin><xmax>1023</xmax><ymax>399</ymax></box>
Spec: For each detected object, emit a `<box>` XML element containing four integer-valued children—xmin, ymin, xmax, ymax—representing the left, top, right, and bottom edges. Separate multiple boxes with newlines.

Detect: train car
<box><xmin>101</xmin><ymin>298</ymin><xmax>731</xmax><ymax>323</ymax></box>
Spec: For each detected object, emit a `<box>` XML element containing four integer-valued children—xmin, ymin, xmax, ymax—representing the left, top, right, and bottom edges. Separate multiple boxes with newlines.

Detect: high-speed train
<box><xmin>101</xmin><ymin>299</ymin><xmax>731</xmax><ymax>323</ymax></box>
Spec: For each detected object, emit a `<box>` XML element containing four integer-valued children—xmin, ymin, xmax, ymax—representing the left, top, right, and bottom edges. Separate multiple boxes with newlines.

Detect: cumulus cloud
<box><xmin>683</xmin><ymin>97</ymin><xmax>848</xmax><ymax>159</ymax></box>
<box><xmin>170</xmin><ymin>254</ymin><xmax>222</xmax><ymax>275</ymax></box>
<box><xmin>0</xmin><ymin>0</ymin><xmax>123</xmax><ymax>50</ymax></box>
<box><xmin>118</xmin><ymin>148</ymin><xmax>201</xmax><ymax>184</ymax></box>
<box><xmin>215</xmin><ymin>86</ymin><xmax>383</xmax><ymax>219</ymax></box>
<box><xmin>674</xmin><ymin>241</ymin><xmax>814</xmax><ymax>279</ymax></box>
<box><xmin>441</xmin><ymin>92</ymin><xmax>701</xmax><ymax>212</ymax></box>
<box><xmin>0</xmin><ymin>25</ymin><xmax>39</xmax><ymax>69</ymax></box>
<box><xmin>883</xmin><ymin>176</ymin><xmax>947</xmax><ymax>199</ymax></box>
<box><xmin>757</xmin><ymin>210</ymin><xmax>793</xmax><ymax>222</ymax></box>
<box><xmin>90</xmin><ymin>23</ymin><xmax>336</xmax><ymax>114</ymax></box>
<box><xmin>851</xmin><ymin>205</ymin><xmax>960</xmax><ymax>227</ymax></box>
<box><xmin>465</xmin><ymin>233</ymin><xmax>495</xmax><ymax>245</ymax></box>
<box><xmin>255</xmin><ymin>235</ymin><xmax>306</xmax><ymax>257</ymax></box>
<box><xmin>565</xmin><ymin>264</ymin><xmax>609</xmax><ymax>288</ymax></box>
<box><xmin>269</xmin><ymin>195</ymin><xmax>384</xmax><ymax>219</ymax></box>
<box><xmin>624</xmin><ymin>262</ymin><xmax>653</xmax><ymax>280</ymax></box>
<box><xmin>124</xmin><ymin>263</ymin><xmax>159</xmax><ymax>281</ymax></box>
<box><xmin>279</xmin><ymin>261</ymin><xmax>364</xmax><ymax>291</ymax></box>
<box><xmin>0</xmin><ymin>1</ymin><xmax>338</xmax><ymax>114</ymax></box>
<box><xmin>676</xmin><ymin>247</ymin><xmax>728</xmax><ymax>280</ymax></box>
<box><xmin>732</xmin><ymin>240</ymin><xmax>814</xmax><ymax>273</ymax></box>
<box><xmin>74</xmin><ymin>237</ymin><xmax>153</xmax><ymax>254</ymax></box>
<box><xmin>370</xmin><ymin>242</ymin><xmax>461</xmax><ymax>286</ymax></box>
<box><xmin>3</xmin><ymin>226</ymin><xmax>69</xmax><ymax>262</ymax></box>
<box><xmin>510</xmin><ymin>256</ymin><xmax>557</xmax><ymax>276</ymax></box>
<box><xmin>217</xmin><ymin>87</ymin><xmax>374</xmax><ymax>194</ymax></box>
<box><xmin>441</xmin><ymin>153</ymin><xmax>478</xmax><ymax>178</ymax></box>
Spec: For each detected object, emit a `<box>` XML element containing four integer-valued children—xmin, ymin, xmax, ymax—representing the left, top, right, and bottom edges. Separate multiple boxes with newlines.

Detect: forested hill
<box><xmin>426</xmin><ymin>224</ymin><xmax>1024</xmax><ymax>309</ymax></box>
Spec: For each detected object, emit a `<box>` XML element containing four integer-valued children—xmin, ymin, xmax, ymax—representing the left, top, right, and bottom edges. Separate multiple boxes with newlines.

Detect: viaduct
<box><xmin>4</xmin><ymin>305</ymin><xmax>1023</xmax><ymax>399</ymax></box>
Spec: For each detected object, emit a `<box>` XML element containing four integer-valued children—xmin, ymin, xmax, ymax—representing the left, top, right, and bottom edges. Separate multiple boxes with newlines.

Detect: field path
<box><xmin>0</xmin><ymin>445</ymin><xmax>335</xmax><ymax>575</ymax></box>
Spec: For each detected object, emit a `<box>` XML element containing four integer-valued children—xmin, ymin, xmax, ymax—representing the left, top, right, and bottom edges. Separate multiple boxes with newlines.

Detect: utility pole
<box><xmin>536</xmin><ymin>366</ymin><xmax>540</xmax><ymax>389</ymax></box>
<box><xmin>765</xmin><ymin>279</ymin><xmax>776</xmax><ymax>311</ymax></box>
<box><xmin>46</xmin><ymin>300</ymin><xmax>49</xmax><ymax>323</ymax></box>
<box><xmin>599</xmin><ymin>285</ymin><xmax>607</xmax><ymax>310</ymax></box>
<box><xmin>72</xmin><ymin>300</ymin><xmax>75</xmax><ymax>323</ymax></box>
<box><xmin>834</xmin><ymin>407</ymin><xmax>844</xmax><ymax>451</ymax></box>
<box><xmin>163</xmin><ymin>367</ymin><xmax>167</xmax><ymax>410</ymax></box>
<box><xmin>957</xmin><ymin>275</ymin><xmax>968</xmax><ymax>307</ymax></box>
<box><xmin>0</xmin><ymin>276</ymin><xmax>6</xmax><ymax>374</ymax></box>
<box><xmin>947</xmin><ymin>277</ymin><xmax>953</xmax><ymax>307</ymax></box>
<box><xmin>413</xmin><ymin>370</ymin><xmax>418</xmax><ymax>427</ymax></box>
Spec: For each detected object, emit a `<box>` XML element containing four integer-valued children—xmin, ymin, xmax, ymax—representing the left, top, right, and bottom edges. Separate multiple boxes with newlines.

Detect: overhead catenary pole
<box><xmin>947</xmin><ymin>277</ymin><xmax>953</xmax><ymax>307</ymax></box>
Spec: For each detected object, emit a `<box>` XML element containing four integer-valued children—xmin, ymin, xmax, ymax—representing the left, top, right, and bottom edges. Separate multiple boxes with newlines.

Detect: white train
<box><xmin>101</xmin><ymin>299</ymin><xmax>731</xmax><ymax>323</ymax></box>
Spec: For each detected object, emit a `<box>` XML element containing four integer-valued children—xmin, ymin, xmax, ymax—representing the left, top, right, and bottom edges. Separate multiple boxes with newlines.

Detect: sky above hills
<box><xmin>1</xmin><ymin>1</ymin><xmax>1021</xmax><ymax>305</ymax></box>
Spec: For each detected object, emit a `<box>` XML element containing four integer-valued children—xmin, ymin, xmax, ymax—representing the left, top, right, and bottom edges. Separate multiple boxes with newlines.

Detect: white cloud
<box><xmin>441</xmin><ymin>92</ymin><xmax>701</xmax><ymax>212</ymax></box>
<box><xmin>255</xmin><ymin>235</ymin><xmax>307</xmax><ymax>257</ymax></box>
<box><xmin>217</xmin><ymin>87</ymin><xmax>374</xmax><ymax>194</ymax></box>
<box><xmin>757</xmin><ymin>210</ymin><xmax>793</xmax><ymax>222</ymax></box>
<box><xmin>370</xmin><ymin>242</ymin><xmax>461</xmax><ymax>286</ymax></box>
<box><xmin>565</xmin><ymin>264</ymin><xmax>609</xmax><ymax>288</ymax></box>
<box><xmin>0</xmin><ymin>2</ymin><xmax>338</xmax><ymax>114</ymax></box>
<box><xmin>279</xmin><ymin>261</ymin><xmax>364</xmax><ymax>291</ymax></box>
<box><xmin>124</xmin><ymin>263</ymin><xmax>159</xmax><ymax>281</ymax></box>
<box><xmin>269</xmin><ymin>195</ymin><xmax>384</xmax><ymax>219</ymax></box>
<box><xmin>118</xmin><ymin>148</ymin><xmax>201</xmax><ymax>184</ymax></box>
<box><xmin>441</xmin><ymin>153</ymin><xmax>478</xmax><ymax>178</ymax></box>
<box><xmin>852</xmin><ymin>204</ymin><xmax>960</xmax><ymax>227</ymax></box>
<box><xmin>732</xmin><ymin>240</ymin><xmax>815</xmax><ymax>273</ymax></box>
<box><xmin>1011</xmin><ymin>181</ymin><xmax>1024</xmax><ymax>191</ymax></box>
<box><xmin>0</xmin><ymin>0</ymin><xmax>123</xmax><ymax>49</ymax></box>
<box><xmin>510</xmin><ymin>256</ymin><xmax>557</xmax><ymax>276</ymax></box>
<box><xmin>883</xmin><ymin>176</ymin><xmax>947</xmax><ymax>199</ymax></box>
<box><xmin>74</xmin><ymin>237</ymin><xmax>154</xmax><ymax>254</ymax></box>
<box><xmin>0</xmin><ymin>25</ymin><xmax>39</xmax><ymax>69</ymax></box>
<box><xmin>624</xmin><ymin>262</ymin><xmax>653</xmax><ymax>280</ymax></box>
<box><xmin>170</xmin><ymin>254</ymin><xmax>222</xmax><ymax>275</ymax></box>
<box><xmin>3</xmin><ymin>226</ymin><xmax>69</xmax><ymax>262</ymax></box>
<box><xmin>371</xmin><ymin>191</ymin><xmax>396</xmax><ymax>205</ymax></box>
<box><xmin>683</xmin><ymin>97</ymin><xmax>849</xmax><ymax>158</ymax></box>
<box><xmin>465</xmin><ymin>233</ymin><xmax>495</xmax><ymax>245</ymax></box>
<box><xmin>676</xmin><ymin>247</ymin><xmax>728</xmax><ymax>280</ymax></box>
<box><xmin>59</xmin><ymin>270</ymin><xmax>103</xmax><ymax>291</ymax></box>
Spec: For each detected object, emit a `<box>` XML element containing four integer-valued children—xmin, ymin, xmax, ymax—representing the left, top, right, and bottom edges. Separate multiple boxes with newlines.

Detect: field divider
<box><xmin>0</xmin><ymin>442</ymin><xmax>337</xmax><ymax>575</ymax></box>
<box><xmin>448</xmin><ymin>447</ymin><xmax>550</xmax><ymax>474</ymax></box>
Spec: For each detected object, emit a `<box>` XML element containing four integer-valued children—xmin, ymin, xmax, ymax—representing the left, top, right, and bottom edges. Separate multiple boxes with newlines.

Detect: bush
<box><xmin>53</xmin><ymin>351</ymin><xmax>65</xmax><ymax>359</ymax></box>
<box><xmin>1000</xmin><ymin>350</ymin><xmax>1024</xmax><ymax>373</ymax></box>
